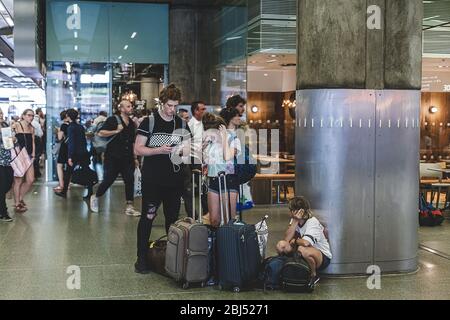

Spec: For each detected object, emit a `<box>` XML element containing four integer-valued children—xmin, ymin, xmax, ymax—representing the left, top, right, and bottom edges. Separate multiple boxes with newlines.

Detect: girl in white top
<box><xmin>276</xmin><ymin>196</ymin><xmax>332</xmax><ymax>288</ymax></box>
<box><xmin>202</xmin><ymin>110</ymin><xmax>241</xmax><ymax>227</ymax></box>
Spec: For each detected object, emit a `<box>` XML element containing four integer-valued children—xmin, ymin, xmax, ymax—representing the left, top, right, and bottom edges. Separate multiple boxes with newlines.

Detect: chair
<box><xmin>271</xmin><ymin>179</ymin><xmax>295</xmax><ymax>204</ymax></box>
<box><xmin>420</xmin><ymin>163</ymin><xmax>450</xmax><ymax>208</ymax></box>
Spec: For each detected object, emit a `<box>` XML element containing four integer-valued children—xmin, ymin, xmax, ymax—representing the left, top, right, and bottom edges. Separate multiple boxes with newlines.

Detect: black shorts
<box><xmin>208</xmin><ymin>174</ymin><xmax>239</xmax><ymax>194</ymax></box>
<box><xmin>318</xmin><ymin>252</ymin><xmax>331</xmax><ymax>271</ymax></box>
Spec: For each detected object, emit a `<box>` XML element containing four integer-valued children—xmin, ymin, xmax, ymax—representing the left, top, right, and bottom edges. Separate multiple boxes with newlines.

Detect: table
<box><xmin>427</xmin><ymin>168</ymin><xmax>450</xmax><ymax>174</ymax></box>
<box><xmin>251</xmin><ymin>174</ymin><xmax>295</xmax><ymax>205</ymax></box>
<box><xmin>254</xmin><ymin>155</ymin><xmax>294</xmax><ymax>164</ymax></box>
<box><xmin>426</xmin><ymin>168</ymin><xmax>450</xmax><ymax>208</ymax></box>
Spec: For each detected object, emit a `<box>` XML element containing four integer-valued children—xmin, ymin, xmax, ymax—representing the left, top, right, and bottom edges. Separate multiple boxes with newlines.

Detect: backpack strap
<box><xmin>303</xmin><ymin>234</ymin><xmax>317</xmax><ymax>244</ymax></box>
<box><xmin>148</xmin><ymin>113</ymin><xmax>155</xmax><ymax>138</ymax></box>
<box><xmin>114</xmin><ymin>115</ymin><xmax>122</xmax><ymax>126</ymax></box>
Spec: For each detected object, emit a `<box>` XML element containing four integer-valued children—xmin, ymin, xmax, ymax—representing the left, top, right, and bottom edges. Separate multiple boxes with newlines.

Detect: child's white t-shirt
<box><xmin>295</xmin><ymin>217</ymin><xmax>332</xmax><ymax>259</ymax></box>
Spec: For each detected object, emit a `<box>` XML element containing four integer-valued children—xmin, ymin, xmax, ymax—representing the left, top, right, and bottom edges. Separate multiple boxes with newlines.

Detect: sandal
<box><xmin>14</xmin><ymin>204</ymin><xmax>27</xmax><ymax>213</ymax></box>
<box><xmin>53</xmin><ymin>186</ymin><xmax>63</xmax><ymax>193</ymax></box>
<box><xmin>20</xmin><ymin>200</ymin><xmax>27</xmax><ymax>208</ymax></box>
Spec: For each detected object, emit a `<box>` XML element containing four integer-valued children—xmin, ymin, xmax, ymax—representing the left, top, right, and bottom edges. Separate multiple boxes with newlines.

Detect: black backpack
<box><xmin>280</xmin><ymin>253</ymin><xmax>313</xmax><ymax>293</ymax></box>
<box><xmin>257</xmin><ymin>255</ymin><xmax>288</xmax><ymax>291</ymax></box>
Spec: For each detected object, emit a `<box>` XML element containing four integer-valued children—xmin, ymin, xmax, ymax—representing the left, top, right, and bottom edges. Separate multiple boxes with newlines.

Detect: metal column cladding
<box><xmin>296</xmin><ymin>89</ymin><xmax>419</xmax><ymax>275</ymax></box>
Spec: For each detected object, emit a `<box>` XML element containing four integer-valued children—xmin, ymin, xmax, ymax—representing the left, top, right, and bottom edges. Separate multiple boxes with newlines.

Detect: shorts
<box><xmin>318</xmin><ymin>252</ymin><xmax>331</xmax><ymax>271</ymax></box>
<box><xmin>208</xmin><ymin>174</ymin><xmax>239</xmax><ymax>194</ymax></box>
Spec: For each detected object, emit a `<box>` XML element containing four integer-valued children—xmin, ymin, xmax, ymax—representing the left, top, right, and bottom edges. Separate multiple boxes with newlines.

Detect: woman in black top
<box><xmin>54</xmin><ymin>110</ymin><xmax>70</xmax><ymax>193</ymax></box>
<box><xmin>55</xmin><ymin>108</ymin><xmax>91</xmax><ymax>199</ymax></box>
<box><xmin>11</xmin><ymin>109</ymin><xmax>36</xmax><ymax>213</ymax></box>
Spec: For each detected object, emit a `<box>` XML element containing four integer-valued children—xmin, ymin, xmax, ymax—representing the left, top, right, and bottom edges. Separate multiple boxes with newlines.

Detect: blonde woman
<box><xmin>11</xmin><ymin>109</ymin><xmax>36</xmax><ymax>213</ymax></box>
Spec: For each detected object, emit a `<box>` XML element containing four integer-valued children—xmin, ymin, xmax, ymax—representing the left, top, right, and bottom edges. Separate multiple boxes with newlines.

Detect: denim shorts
<box><xmin>208</xmin><ymin>174</ymin><xmax>239</xmax><ymax>194</ymax></box>
<box><xmin>318</xmin><ymin>252</ymin><xmax>331</xmax><ymax>271</ymax></box>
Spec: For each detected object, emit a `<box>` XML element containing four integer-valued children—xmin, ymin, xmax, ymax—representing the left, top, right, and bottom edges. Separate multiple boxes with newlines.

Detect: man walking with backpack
<box><xmin>90</xmin><ymin>100</ymin><xmax>140</xmax><ymax>216</ymax></box>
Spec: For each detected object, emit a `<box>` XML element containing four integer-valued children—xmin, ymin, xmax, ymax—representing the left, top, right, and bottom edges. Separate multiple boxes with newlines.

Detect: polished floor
<box><xmin>1</xmin><ymin>183</ymin><xmax>450</xmax><ymax>300</ymax></box>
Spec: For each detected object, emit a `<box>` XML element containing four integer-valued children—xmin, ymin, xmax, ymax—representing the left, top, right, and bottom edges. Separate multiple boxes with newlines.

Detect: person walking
<box><xmin>55</xmin><ymin>109</ymin><xmax>91</xmax><ymax>199</ymax></box>
<box><xmin>11</xmin><ymin>109</ymin><xmax>36</xmax><ymax>213</ymax></box>
<box><xmin>54</xmin><ymin>110</ymin><xmax>70</xmax><ymax>193</ymax></box>
<box><xmin>90</xmin><ymin>100</ymin><xmax>140</xmax><ymax>216</ymax></box>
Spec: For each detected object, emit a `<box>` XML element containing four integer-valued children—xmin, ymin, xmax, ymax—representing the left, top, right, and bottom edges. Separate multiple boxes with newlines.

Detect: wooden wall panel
<box><xmin>420</xmin><ymin>92</ymin><xmax>450</xmax><ymax>161</ymax></box>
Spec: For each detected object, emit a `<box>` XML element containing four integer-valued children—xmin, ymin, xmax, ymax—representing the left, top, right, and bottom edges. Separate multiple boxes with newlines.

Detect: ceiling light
<box><xmin>74</xmin><ymin>31</ymin><xmax>78</xmax><ymax>38</ymax></box>
<box><xmin>226</xmin><ymin>36</ymin><xmax>242</xmax><ymax>41</ymax></box>
<box><xmin>429</xmin><ymin>106</ymin><xmax>438</xmax><ymax>114</ymax></box>
<box><xmin>131</xmin><ymin>32</ymin><xmax>137</xmax><ymax>39</ymax></box>
<box><xmin>251</xmin><ymin>105</ymin><xmax>259</xmax><ymax>113</ymax></box>
<box><xmin>264</xmin><ymin>73</ymin><xmax>268</xmax><ymax>77</ymax></box>
<box><xmin>124</xmin><ymin>45</ymin><xmax>128</xmax><ymax>50</ymax></box>
<box><xmin>118</xmin><ymin>56</ymin><xmax>122</xmax><ymax>59</ymax></box>
<box><xmin>266</xmin><ymin>59</ymin><xmax>277</xmax><ymax>63</ymax></box>
<box><xmin>74</xmin><ymin>45</ymin><xmax>78</xmax><ymax>51</ymax></box>
<box><xmin>270</xmin><ymin>54</ymin><xmax>277</xmax><ymax>58</ymax></box>
<box><xmin>212</xmin><ymin>78</ymin><xmax>217</xmax><ymax>82</ymax></box>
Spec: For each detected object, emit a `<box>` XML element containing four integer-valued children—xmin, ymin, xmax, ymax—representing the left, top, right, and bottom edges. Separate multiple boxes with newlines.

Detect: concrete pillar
<box><xmin>295</xmin><ymin>0</ymin><xmax>423</xmax><ymax>274</ymax></box>
<box><xmin>169</xmin><ymin>7</ymin><xmax>217</xmax><ymax>104</ymax></box>
<box><xmin>140</xmin><ymin>77</ymin><xmax>160</xmax><ymax>109</ymax></box>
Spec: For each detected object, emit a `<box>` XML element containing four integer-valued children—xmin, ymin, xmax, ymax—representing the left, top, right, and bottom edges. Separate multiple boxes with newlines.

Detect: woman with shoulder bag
<box><xmin>11</xmin><ymin>109</ymin><xmax>36</xmax><ymax>213</ymax></box>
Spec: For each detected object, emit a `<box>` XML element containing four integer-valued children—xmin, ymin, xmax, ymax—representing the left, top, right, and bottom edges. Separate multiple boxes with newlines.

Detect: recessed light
<box><xmin>124</xmin><ymin>45</ymin><xmax>128</xmax><ymax>50</ymax></box>
<box><xmin>212</xmin><ymin>78</ymin><xmax>217</xmax><ymax>82</ymax></box>
<box><xmin>264</xmin><ymin>73</ymin><xmax>268</xmax><ymax>77</ymax></box>
<box><xmin>266</xmin><ymin>59</ymin><xmax>277</xmax><ymax>63</ymax></box>
<box><xmin>131</xmin><ymin>32</ymin><xmax>137</xmax><ymax>39</ymax></box>
<box><xmin>118</xmin><ymin>56</ymin><xmax>122</xmax><ymax>59</ymax></box>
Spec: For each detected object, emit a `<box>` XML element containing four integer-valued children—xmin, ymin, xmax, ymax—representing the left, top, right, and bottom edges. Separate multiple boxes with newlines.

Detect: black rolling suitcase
<box><xmin>216</xmin><ymin>172</ymin><xmax>261</xmax><ymax>292</ymax></box>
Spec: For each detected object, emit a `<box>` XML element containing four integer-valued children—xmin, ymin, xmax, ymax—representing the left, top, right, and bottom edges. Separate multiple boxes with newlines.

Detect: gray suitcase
<box><xmin>165</xmin><ymin>169</ymin><xmax>209</xmax><ymax>289</ymax></box>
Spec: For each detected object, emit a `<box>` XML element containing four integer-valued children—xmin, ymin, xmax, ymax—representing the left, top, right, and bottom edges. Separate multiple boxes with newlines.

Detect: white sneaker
<box><xmin>125</xmin><ymin>205</ymin><xmax>141</xmax><ymax>217</ymax></box>
<box><xmin>90</xmin><ymin>195</ymin><xmax>99</xmax><ymax>213</ymax></box>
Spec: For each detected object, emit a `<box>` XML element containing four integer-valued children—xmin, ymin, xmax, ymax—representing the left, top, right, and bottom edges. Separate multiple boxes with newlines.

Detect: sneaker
<box><xmin>308</xmin><ymin>275</ymin><xmax>320</xmax><ymax>290</ymax></box>
<box><xmin>90</xmin><ymin>195</ymin><xmax>99</xmax><ymax>213</ymax></box>
<box><xmin>54</xmin><ymin>191</ymin><xmax>67</xmax><ymax>199</ymax></box>
<box><xmin>0</xmin><ymin>214</ymin><xmax>13</xmax><ymax>222</ymax></box>
<box><xmin>125</xmin><ymin>205</ymin><xmax>141</xmax><ymax>217</ymax></box>
<box><xmin>134</xmin><ymin>259</ymin><xmax>151</xmax><ymax>274</ymax></box>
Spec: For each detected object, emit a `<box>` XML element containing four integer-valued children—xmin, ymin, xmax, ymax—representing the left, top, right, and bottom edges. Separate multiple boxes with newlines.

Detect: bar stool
<box><xmin>271</xmin><ymin>180</ymin><xmax>295</xmax><ymax>204</ymax></box>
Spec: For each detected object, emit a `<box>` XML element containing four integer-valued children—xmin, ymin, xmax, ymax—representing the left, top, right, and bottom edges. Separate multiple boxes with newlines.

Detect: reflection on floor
<box><xmin>0</xmin><ymin>184</ymin><xmax>449</xmax><ymax>300</ymax></box>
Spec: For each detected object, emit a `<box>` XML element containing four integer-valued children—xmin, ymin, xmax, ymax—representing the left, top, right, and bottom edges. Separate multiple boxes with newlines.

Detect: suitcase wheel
<box><xmin>182</xmin><ymin>282</ymin><xmax>189</xmax><ymax>290</ymax></box>
<box><xmin>233</xmin><ymin>286</ymin><xmax>240</xmax><ymax>293</ymax></box>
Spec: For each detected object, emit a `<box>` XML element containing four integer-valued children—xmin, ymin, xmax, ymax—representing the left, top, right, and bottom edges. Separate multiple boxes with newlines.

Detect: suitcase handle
<box><xmin>182</xmin><ymin>217</ymin><xmax>195</xmax><ymax>224</ymax></box>
<box><xmin>192</xmin><ymin>168</ymin><xmax>203</xmax><ymax>223</ymax></box>
<box><xmin>218</xmin><ymin>171</ymin><xmax>230</xmax><ymax>226</ymax></box>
